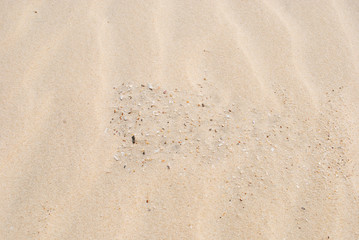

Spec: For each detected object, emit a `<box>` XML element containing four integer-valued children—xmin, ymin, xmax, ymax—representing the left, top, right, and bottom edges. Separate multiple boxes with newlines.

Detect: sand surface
<box><xmin>1</xmin><ymin>1</ymin><xmax>359</xmax><ymax>239</ymax></box>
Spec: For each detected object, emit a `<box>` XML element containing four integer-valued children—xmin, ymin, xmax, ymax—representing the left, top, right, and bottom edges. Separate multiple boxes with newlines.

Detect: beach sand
<box><xmin>1</xmin><ymin>1</ymin><xmax>359</xmax><ymax>239</ymax></box>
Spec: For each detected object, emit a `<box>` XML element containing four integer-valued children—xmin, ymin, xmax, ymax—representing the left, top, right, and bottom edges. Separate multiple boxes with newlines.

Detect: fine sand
<box><xmin>1</xmin><ymin>1</ymin><xmax>359</xmax><ymax>239</ymax></box>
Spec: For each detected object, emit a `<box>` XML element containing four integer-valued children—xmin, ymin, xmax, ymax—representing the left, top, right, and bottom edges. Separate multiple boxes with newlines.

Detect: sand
<box><xmin>1</xmin><ymin>1</ymin><xmax>359</xmax><ymax>239</ymax></box>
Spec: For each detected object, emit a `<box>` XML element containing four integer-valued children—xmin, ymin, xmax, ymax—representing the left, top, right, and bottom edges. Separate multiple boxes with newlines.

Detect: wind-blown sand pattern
<box><xmin>1</xmin><ymin>1</ymin><xmax>359</xmax><ymax>239</ymax></box>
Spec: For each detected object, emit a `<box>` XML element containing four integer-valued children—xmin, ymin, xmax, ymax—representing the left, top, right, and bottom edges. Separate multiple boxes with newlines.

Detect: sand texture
<box><xmin>1</xmin><ymin>1</ymin><xmax>359</xmax><ymax>239</ymax></box>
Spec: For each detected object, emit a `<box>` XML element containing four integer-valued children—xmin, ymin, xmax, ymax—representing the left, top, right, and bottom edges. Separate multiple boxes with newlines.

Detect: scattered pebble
<box><xmin>108</xmin><ymin>81</ymin><xmax>348</xmax><ymax>198</ymax></box>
